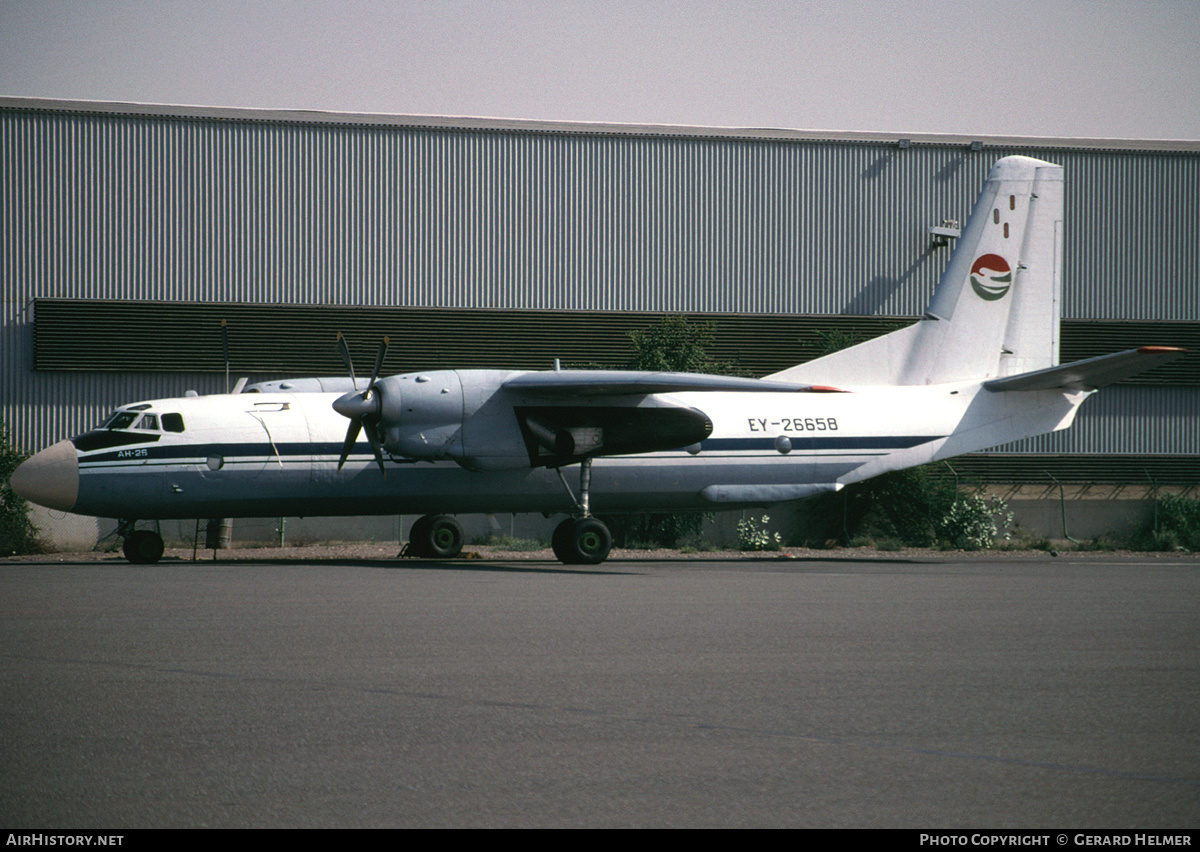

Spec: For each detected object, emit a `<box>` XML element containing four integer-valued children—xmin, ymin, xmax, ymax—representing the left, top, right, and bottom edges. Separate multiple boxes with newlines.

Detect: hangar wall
<box><xmin>2</xmin><ymin>98</ymin><xmax>1197</xmax><ymax>547</ymax></box>
<box><xmin>4</xmin><ymin>100</ymin><xmax>1197</xmax><ymax>318</ymax></box>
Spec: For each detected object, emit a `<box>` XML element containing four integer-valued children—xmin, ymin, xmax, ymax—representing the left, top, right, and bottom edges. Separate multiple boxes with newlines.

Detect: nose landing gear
<box><xmin>118</xmin><ymin>520</ymin><xmax>165</xmax><ymax>564</ymax></box>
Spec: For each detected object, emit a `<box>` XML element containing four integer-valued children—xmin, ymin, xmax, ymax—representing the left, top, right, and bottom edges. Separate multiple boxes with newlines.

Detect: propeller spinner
<box><xmin>333</xmin><ymin>333</ymin><xmax>390</xmax><ymax>476</ymax></box>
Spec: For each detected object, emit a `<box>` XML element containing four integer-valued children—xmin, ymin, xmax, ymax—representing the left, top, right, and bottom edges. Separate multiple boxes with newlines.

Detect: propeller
<box><xmin>333</xmin><ymin>333</ymin><xmax>390</xmax><ymax>477</ymax></box>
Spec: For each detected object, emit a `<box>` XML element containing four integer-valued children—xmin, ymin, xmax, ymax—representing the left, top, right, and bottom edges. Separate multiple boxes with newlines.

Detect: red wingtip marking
<box><xmin>1137</xmin><ymin>346</ymin><xmax>1188</xmax><ymax>354</ymax></box>
<box><xmin>809</xmin><ymin>385</ymin><xmax>850</xmax><ymax>393</ymax></box>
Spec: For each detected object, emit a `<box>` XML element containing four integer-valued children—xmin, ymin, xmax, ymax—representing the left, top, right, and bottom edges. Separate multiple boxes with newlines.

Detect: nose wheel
<box><xmin>119</xmin><ymin>522</ymin><xmax>165</xmax><ymax>565</ymax></box>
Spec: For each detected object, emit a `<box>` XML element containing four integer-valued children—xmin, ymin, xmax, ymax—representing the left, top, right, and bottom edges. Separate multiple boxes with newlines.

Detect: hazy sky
<box><xmin>2</xmin><ymin>0</ymin><xmax>1198</xmax><ymax>140</ymax></box>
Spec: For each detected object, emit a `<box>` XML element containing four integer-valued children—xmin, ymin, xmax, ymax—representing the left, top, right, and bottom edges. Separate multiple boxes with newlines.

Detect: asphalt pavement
<box><xmin>1</xmin><ymin>552</ymin><xmax>1197</xmax><ymax>828</ymax></box>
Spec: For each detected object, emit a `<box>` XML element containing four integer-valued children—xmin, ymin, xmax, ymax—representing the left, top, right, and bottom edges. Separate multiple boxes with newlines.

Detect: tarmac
<box><xmin>2</xmin><ymin>547</ymin><xmax>1197</xmax><ymax>828</ymax></box>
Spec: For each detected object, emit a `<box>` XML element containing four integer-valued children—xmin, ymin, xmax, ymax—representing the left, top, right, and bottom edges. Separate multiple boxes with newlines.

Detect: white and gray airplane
<box><xmin>11</xmin><ymin>156</ymin><xmax>1185</xmax><ymax>565</ymax></box>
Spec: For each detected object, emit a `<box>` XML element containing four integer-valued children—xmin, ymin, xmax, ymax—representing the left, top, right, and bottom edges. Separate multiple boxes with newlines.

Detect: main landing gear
<box><xmin>118</xmin><ymin>520</ymin><xmax>165</xmax><ymax>564</ymax></box>
<box><xmin>406</xmin><ymin>514</ymin><xmax>465</xmax><ymax>559</ymax></box>
<box><xmin>551</xmin><ymin>516</ymin><xmax>612</xmax><ymax>565</ymax></box>
<box><xmin>403</xmin><ymin>461</ymin><xmax>613</xmax><ymax>566</ymax></box>
<box><xmin>550</xmin><ymin>458</ymin><xmax>613</xmax><ymax>566</ymax></box>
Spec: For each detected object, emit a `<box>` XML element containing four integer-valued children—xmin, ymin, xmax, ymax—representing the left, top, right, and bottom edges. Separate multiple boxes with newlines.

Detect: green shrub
<box><xmin>1143</xmin><ymin>494</ymin><xmax>1200</xmax><ymax>552</ymax></box>
<box><xmin>796</xmin><ymin>465</ymin><xmax>1019</xmax><ymax>550</ymax></box>
<box><xmin>600</xmin><ymin>512</ymin><xmax>705</xmax><ymax>549</ymax></box>
<box><xmin>1</xmin><ymin>424</ymin><xmax>43</xmax><ymax>556</ymax></box>
<box><xmin>798</xmin><ymin>466</ymin><xmax>960</xmax><ymax>547</ymax></box>
<box><xmin>626</xmin><ymin>315</ymin><xmax>743</xmax><ymax>376</ymax></box>
<box><xmin>935</xmin><ymin>494</ymin><xmax>1014</xmax><ymax>550</ymax></box>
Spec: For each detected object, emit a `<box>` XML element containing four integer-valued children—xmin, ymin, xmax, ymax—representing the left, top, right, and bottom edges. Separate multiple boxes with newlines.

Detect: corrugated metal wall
<box><xmin>30</xmin><ymin>300</ymin><xmax>1200</xmax><ymax>387</ymax></box>
<box><xmin>3</xmin><ymin>101</ymin><xmax>1197</xmax><ymax>469</ymax></box>
<box><xmin>8</xmin><ymin>106</ymin><xmax>1196</xmax><ymax>315</ymax></box>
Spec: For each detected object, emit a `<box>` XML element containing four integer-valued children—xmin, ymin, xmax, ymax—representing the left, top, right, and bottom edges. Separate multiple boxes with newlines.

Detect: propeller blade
<box><xmin>364</xmin><ymin>421</ymin><xmax>387</xmax><ymax>479</ymax></box>
<box><xmin>338</xmin><ymin>419</ymin><xmax>362</xmax><ymax>470</ymax></box>
<box><xmin>369</xmin><ymin>336</ymin><xmax>389</xmax><ymax>388</ymax></box>
<box><xmin>337</xmin><ymin>332</ymin><xmax>357</xmax><ymax>389</ymax></box>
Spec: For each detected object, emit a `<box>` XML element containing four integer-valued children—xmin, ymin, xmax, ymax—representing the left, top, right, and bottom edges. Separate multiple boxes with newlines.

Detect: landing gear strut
<box><xmin>118</xmin><ymin>520</ymin><xmax>164</xmax><ymax>565</ymax></box>
<box><xmin>551</xmin><ymin>458</ymin><xmax>612</xmax><ymax>565</ymax></box>
<box><xmin>407</xmin><ymin>514</ymin><xmax>464</xmax><ymax>559</ymax></box>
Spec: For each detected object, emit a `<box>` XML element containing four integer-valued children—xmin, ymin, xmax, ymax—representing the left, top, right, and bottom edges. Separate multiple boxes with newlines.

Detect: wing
<box><xmin>502</xmin><ymin>370</ymin><xmax>843</xmax><ymax>396</ymax></box>
<box><xmin>502</xmin><ymin>370</ymin><xmax>845</xmax><ymax>467</ymax></box>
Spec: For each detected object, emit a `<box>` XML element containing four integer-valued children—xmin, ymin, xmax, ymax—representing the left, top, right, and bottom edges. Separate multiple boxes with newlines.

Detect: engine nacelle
<box><xmin>377</xmin><ymin>371</ymin><xmax>466</xmax><ymax>460</ymax></box>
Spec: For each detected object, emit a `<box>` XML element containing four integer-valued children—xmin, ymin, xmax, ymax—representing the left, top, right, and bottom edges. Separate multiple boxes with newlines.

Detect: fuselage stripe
<box><xmin>75</xmin><ymin>435</ymin><xmax>941</xmax><ymax>468</ymax></box>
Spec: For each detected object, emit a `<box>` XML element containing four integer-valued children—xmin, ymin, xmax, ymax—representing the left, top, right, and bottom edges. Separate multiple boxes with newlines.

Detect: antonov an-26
<box><xmin>11</xmin><ymin>156</ymin><xmax>1185</xmax><ymax>565</ymax></box>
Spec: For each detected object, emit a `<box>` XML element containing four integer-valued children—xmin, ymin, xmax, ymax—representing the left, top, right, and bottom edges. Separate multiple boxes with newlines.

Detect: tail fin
<box><xmin>768</xmin><ymin>156</ymin><xmax>1064</xmax><ymax>386</ymax></box>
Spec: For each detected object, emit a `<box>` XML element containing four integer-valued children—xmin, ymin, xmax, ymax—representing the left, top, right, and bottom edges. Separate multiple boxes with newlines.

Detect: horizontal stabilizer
<box><xmin>984</xmin><ymin>347</ymin><xmax>1187</xmax><ymax>392</ymax></box>
<box><xmin>504</xmin><ymin>370</ymin><xmax>841</xmax><ymax>396</ymax></box>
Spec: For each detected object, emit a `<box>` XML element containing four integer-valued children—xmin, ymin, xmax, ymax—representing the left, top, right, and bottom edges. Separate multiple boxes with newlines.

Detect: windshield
<box><xmin>98</xmin><ymin>409</ymin><xmax>185</xmax><ymax>433</ymax></box>
<box><xmin>102</xmin><ymin>411</ymin><xmax>139</xmax><ymax>430</ymax></box>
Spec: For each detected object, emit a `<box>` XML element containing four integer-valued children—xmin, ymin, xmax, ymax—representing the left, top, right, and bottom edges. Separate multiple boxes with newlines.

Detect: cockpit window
<box><xmin>99</xmin><ymin>410</ymin><xmax>184</xmax><ymax>433</ymax></box>
<box><xmin>104</xmin><ymin>411</ymin><xmax>139</xmax><ymax>430</ymax></box>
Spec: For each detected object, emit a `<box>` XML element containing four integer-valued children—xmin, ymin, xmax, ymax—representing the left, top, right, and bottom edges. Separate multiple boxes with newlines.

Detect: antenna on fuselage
<box><xmin>221</xmin><ymin>319</ymin><xmax>247</xmax><ymax>394</ymax></box>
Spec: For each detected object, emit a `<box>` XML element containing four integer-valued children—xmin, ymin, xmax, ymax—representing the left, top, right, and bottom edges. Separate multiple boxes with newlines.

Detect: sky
<box><xmin>1</xmin><ymin>0</ymin><xmax>1198</xmax><ymax>141</ymax></box>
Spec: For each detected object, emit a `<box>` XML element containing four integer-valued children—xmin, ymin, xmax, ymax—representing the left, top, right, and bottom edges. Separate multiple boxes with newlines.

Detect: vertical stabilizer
<box><xmin>768</xmin><ymin>156</ymin><xmax>1063</xmax><ymax>386</ymax></box>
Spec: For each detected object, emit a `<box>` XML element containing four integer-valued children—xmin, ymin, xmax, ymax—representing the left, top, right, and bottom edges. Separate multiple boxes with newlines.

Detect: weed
<box><xmin>737</xmin><ymin>514</ymin><xmax>782</xmax><ymax>551</ymax></box>
<box><xmin>474</xmin><ymin>534</ymin><xmax>545</xmax><ymax>551</ymax></box>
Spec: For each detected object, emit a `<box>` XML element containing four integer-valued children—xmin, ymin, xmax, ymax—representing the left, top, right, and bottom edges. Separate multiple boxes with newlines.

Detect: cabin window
<box><xmin>162</xmin><ymin>413</ymin><xmax>185</xmax><ymax>433</ymax></box>
<box><xmin>993</xmin><ymin>209</ymin><xmax>999</xmax><ymax>224</ymax></box>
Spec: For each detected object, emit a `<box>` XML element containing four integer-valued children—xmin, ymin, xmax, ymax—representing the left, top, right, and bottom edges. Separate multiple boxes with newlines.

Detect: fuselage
<box><xmin>12</xmin><ymin>373</ymin><xmax>1080</xmax><ymax>522</ymax></box>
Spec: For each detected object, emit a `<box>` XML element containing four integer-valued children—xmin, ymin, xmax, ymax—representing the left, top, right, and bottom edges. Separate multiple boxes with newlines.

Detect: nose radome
<box><xmin>9</xmin><ymin>439</ymin><xmax>79</xmax><ymax>512</ymax></box>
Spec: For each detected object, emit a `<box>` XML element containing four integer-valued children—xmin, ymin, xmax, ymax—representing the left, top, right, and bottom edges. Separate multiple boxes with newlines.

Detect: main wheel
<box><xmin>425</xmin><ymin>515</ymin><xmax>464</xmax><ymax>558</ymax></box>
<box><xmin>551</xmin><ymin>517</ymin><xmax>612</xmax><ymax>566</ymax></box>
<box><xmin>409</xmin><ymin>514</ymin><xmax>463</xmax><ymax>558</ymax></box>
<box><xmin>123</xmin><ymin>530</ymin><xmax>165</xmax><ymax>564</ymax></box>
<box><xmin>551</xmin><ymin>518</ymin><xmax>575</xmax><ymax>561</ymax></box>
<box><xmin>407</xmin><ymin>515</ymin><xmax>432</xmax><ymax>557</ymax></box>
